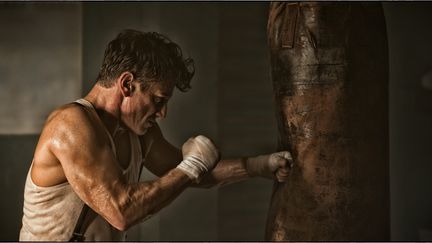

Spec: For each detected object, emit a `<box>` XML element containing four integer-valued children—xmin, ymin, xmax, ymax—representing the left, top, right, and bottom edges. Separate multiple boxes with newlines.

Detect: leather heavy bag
<box><xmin>266</xmin><ymin>2</ymin><xmax>389</xmax><ymax>241</ymax></box>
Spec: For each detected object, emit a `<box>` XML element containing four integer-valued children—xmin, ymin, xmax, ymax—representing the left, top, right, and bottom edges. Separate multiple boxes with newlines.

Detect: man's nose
<box><xmin>156</xmin><ymin>103</ymin><xmax>167</xmax><ymax>119</ymax></box>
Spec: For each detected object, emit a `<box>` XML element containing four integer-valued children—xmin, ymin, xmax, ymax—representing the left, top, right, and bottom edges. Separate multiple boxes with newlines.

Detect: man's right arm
<box><xmin>48</xmin><ymin>106</ymin><xmax>193</xmax><ymax>231</ymax></box>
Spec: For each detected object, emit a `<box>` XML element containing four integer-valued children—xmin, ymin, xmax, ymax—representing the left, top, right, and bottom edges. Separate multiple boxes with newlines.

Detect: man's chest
<box><xmin>112</xmin><ymin>131</ymin><xmax>149</xmax><ymax>172</ymax></box>
<box><xmin>112</xmin><ymin>131</ymin><xmax>137</xmax><ymax>170</ymax></box>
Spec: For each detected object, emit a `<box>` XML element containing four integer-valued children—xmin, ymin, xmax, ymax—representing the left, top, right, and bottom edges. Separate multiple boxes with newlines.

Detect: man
<box><xmin>19</xmin><ymin>29</ymin><xmax>293</xmax><ymax>241</ymax></box>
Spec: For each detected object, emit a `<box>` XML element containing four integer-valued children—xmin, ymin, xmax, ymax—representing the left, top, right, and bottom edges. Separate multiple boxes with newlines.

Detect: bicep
<box><xmin>141</xmin><ymin>125</ymin><xmax>183</xmax><ymax>177</ymax></box>
<box><xmin>48</xmin><ymin>110</ymin><xmax>125</xmax><ymax>217</ymax></box>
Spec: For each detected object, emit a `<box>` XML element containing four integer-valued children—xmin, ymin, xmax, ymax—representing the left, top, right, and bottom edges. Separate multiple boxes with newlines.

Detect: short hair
<box><xmin>96</xmin><ymin>29</ymin><xmax>194</xmax><ymax>92</ymax></box>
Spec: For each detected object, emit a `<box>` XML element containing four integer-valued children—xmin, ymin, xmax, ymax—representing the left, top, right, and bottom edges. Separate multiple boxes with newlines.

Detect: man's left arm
<box><xmin>140</xmin><ymin>124</ymin><xmax>293</xmax><ymax>188</ymax></box>
<box><xmin>198</xmin><ymin>151</ymin><xmax>293</xmax><ymax>188</ymax></box>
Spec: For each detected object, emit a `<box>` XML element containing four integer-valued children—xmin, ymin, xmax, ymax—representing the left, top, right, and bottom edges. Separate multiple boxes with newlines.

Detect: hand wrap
<box><xmin>176</xmin><ymin>135</ymin><xmax>219</xmax><ymax>182</ymax></box>
<box><xmin>246</xmin><ymin>151</ymin><xmax>293</xmax><ymax>181</ymax></box>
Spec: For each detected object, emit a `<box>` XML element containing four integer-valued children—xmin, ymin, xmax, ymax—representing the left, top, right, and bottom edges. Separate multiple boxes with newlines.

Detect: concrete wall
<box><xmin>0</xmin><ymin>2</ymin><xmax>81</xmax><ymax>134</ymax></box>
<box><xmin>384</xmin><ymin>3</ymin><xmax>432</xmax><ymax>240</ymax></box>
<box><xmin>217</xmin><ymin>4</ymin><xmax>277</xmax><ymax>240</ymax></box>
<box><xmin>0</xmin><ymin>2</ymin><xmax>431</xmax><ymax>241</ymax></box>
<box><xmin>0</xmin><ymin>3</ymin><xmax>82</xmax><ymax>240</ymax></box>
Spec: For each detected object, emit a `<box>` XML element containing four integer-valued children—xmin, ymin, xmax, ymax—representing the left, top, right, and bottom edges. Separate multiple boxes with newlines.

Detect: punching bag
<box><xmin>266</xmin><ymin>2</ymin><xmax>389</xmax><ymax>241</ymax></box>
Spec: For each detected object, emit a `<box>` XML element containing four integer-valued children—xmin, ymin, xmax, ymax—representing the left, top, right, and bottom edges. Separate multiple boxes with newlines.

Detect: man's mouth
<box><xmin>147</xmin><ymin>120</ymin><xmax>156</xmax><ymax>126</ymax></box>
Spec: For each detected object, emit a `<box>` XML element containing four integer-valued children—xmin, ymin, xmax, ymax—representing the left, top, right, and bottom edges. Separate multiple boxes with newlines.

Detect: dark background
<box><xmin>0</xmin><ymin>2</ymin><xmax>431</xmax><ymax>241</ymax></box>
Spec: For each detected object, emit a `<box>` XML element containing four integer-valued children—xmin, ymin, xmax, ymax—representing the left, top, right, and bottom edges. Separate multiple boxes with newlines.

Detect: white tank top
<box><xmin>19</xmin><ymin>98</ymin><xmax>148</xmax><ymax>241</ymax></box>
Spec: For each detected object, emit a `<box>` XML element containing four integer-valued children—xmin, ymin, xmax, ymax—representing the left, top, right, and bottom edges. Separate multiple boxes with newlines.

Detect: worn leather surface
<box><xmin>266</xmin><ymin>2</ymin><xmax>389</xmax><ymax>241</ymax></box>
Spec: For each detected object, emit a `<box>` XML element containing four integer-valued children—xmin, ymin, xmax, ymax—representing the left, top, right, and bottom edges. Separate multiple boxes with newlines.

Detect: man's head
<box><xmin>97</xmin><ymin>29</ymin><xmax>194</xmax><ymax>92</ymax></box>
<box><xmin>96</xmin><ymin>29</ymin><xmax>194</xmax><ymax>135</ymax></box>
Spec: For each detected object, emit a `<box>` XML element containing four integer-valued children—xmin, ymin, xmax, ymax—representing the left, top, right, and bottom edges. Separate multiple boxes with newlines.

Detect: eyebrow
<box><xmin>154</xmin><ymin>92</ymin><xmax>171</xmax><ymax>98</ymax></box>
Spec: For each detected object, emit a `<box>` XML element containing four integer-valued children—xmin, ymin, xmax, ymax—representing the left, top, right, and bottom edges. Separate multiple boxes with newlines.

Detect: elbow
<box><xmin>108</xmin><ymin>196</ymin><xmax>151</xmax><ymax>231</ymax></box>
<box><xmin>116</xmin><ymin>220</ymin><xmax>130</xmax><ymax>232</ymax></box>
<box><xmin>109</xmin><ymin>212</ymin><xmax>130</xmax><ymax>231</ymax></box>
<box><xmin>110</xmin><ymin>208</ymin><xmax>153</xmax><ymax>231</ymax></box>
<box><xmin>113</xmin><ymin>223</ymin><xmax>127</xmax><ymax>232</ymax></box>
<box><xmin>104</xmin><ymin>196</ymin><xmax>133</xmax><ymax>231</ymax></box>
<box><xmin>116</xmin><ymin>222</ymin><xmax>131</xmax><ymax>232</ymax></box>
<box><xmin>107</xmin><ymin>184</ymin><xmax>134</xmax><ymax>231</ymax></box>
<box><xmin>105</xmin><ymin>183</ymin><xmax>155</xmax><ymax>231</ymax></box>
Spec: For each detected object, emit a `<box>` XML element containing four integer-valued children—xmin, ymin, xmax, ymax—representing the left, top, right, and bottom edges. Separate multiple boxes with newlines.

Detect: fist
<box><xmin>268</xmin><ymin>151</ymin><xmax>294</xmax><ymax>182</ymax></box>
<box><xmin>246</xmin><ymin>151</ymin><xmax>294</xmax><ymax>182</ymax></box>
<box><xmin>177</xmin><ymin>135</ymin><xmax>220</xmax><ymax>181</ymax></box>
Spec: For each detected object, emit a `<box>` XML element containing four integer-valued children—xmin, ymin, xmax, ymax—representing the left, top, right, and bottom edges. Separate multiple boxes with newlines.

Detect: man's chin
<box><xmin>135</xmin><ymin>121</ymin><xmax>156</xmax><ymax>135</ymax></box>
<box><xmin>136</xmin><ymin>128</ymin><xmax>148</xmax><ymax>136</ymax></box>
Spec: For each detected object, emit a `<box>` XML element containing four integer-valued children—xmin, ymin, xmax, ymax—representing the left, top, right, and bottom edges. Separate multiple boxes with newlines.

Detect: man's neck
<box><xmin>84</xmin><ymin>84</ymin><xmax>124</xmax><ymax>136</ymax></box>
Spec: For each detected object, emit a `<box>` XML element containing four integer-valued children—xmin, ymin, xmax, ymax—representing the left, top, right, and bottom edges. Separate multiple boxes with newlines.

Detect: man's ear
<box><xmin>118</xmin><ymin>72</ymin><xmax>135</xmax><ymax>97</ymax></box>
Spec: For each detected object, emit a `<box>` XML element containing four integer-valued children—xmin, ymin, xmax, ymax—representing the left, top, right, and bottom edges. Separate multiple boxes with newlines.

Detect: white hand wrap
<box><xmin>176</xmin><ymin>135</ymin><xmax>219</xmax><ymax>182</ymax></box>
<box><xmin>246</xmin><ymin>151</ymin><xmax>293</xmax><ymax>178</ymax></box>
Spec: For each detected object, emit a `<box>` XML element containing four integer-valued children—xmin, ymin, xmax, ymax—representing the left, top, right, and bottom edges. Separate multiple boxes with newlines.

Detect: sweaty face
<box><xmin>121</xmin><ymin>80</ymin><xmax>175</xmax><ymax>135</ymax></box>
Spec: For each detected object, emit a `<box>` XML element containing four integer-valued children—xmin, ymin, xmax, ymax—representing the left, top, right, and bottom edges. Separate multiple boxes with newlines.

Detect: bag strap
<box><xmin>69</xmin><ymin>204</ymin><xmax>91</xmax><ymax>241</ymax></box>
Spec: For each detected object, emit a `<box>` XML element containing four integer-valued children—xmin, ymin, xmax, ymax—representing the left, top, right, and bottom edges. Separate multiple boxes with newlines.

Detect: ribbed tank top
<box><xmin>19</xmin><ymin>98</ymin><xmax>147</xmax><ymax>241</ymax></box>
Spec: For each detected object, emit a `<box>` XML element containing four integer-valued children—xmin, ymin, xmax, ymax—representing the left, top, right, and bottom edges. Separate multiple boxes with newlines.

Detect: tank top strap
<box><xmin>74</xmin><ymin>98</ymin><xmax>117</xmax><ymax>158</ymax></box>
<box><xmin>126</xmin><ymin>130</ymin><xmax>154</xmax><ymax>182</ymax></box>
<box><xmin>129</xmin><ymin>131</ymin><xmax>142</xmax><ymax>167</ymax></box>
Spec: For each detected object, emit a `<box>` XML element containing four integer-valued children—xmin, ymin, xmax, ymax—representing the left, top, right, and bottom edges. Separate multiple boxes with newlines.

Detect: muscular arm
<box><xmin>142</xmin><ymin>125</ymin><xmax>251</xmax><ymax>188</ymax></box>
<box><xmin>197</xmin><ymin>158</ymin><xmax>250</xmax><ymax>188</ymax></box>
<box><xmin>49</xmin><ymin>106</ymin><xmax>191</xmax><ymax>231</ymax></box>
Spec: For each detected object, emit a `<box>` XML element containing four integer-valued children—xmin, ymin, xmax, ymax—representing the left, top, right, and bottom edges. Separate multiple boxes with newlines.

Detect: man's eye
<box><xmin>153</xmin><ymin>96</ymin><xmax>164</xmax><ymax>105</ymax></box>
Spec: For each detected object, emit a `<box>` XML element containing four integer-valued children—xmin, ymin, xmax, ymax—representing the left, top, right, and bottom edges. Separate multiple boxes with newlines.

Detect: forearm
<box><xmin>115</xmin><ymin>168</ymin><xmax>192</xmax><ymax>230</ymax></box>
<box><xmin>195</xmin><ymin>158</ymin><xmax>251</xmax><ymax>188</ymax></box>
<box><xmin>194</xmin><ymin>150</ymin><xmax>294</xmax><ymax>188</ymax></box>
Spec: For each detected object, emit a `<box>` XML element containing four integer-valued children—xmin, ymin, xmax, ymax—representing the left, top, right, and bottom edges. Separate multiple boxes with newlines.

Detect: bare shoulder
<box><xmin>36</xmin><ymin>102</ymin><xmax>110</xmax><ymax>167</ymax></box>
<box><xmin>45</xmin><ymin>103</ymin><xmax>107</xmax><ymax>149</ymax></box>
<box><xmin>44</xmin><ymin>103</ymin><xmax>90</xmax><ymax>132</ymax></box>
<box><xmin>32</xmin><ymin>102</ymin><xmax>108</xmax><ymax>186</ymax></box>
<box><xmin>37</xmin><ymin>103</ymin><xmax>89</xmax><ymax>151</ymax></box>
